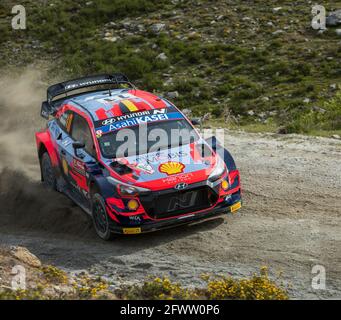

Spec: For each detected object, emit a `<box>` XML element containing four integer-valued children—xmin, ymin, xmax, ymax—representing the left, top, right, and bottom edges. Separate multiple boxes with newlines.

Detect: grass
<box><xmin>0</xmin><ymin>0</ymin><xmax>340</xmax><ymax>135</ymax></box>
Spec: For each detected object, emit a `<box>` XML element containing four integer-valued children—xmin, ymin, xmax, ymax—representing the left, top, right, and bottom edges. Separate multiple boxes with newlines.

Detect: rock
<box><xmin>258</xmin><ymin>112</ymin><xmax>266</xmax><ymax>119</ymax></box>
<box><xmin>104</xmin><ymin>36</ymin><xmax>118</xmax><ymax>42</ymax></box>
<box><xmin>311</xmin><ymin>106</ymin><xmax>326</xmax><ymax>114</ymax></box>
<box><xmin>330</xmin><ymin>84</ymin><xmax>337</xmax><ymax>90</ymax></box>
<box><xmin>242</xmin><ymin>17</ymin><xmax>252</xmax><ymax>22</ymax></box>
<box><xmin>166</xmin><ymin>91</ymin><xmax>179</xmax><ymax>99</ymax></box>
<box><xmin>163</xmin><ymin>78</ymin><xmax>173</xmax><ymax>86</ymax></box>
<box><xmin>182</xmin><ymin>108</ymin><xmax>192</xmax><ymax>117</ymax></box>
<box><xmin>188</xmin><ymin>31</ymin><xmax>200</xmax><ymax>39</ymax></box>
<box><xmin>122</xmin><ymin>21</ymin><xmax>132</xmax><ymax>30</ymax></box>
<box><xmin>156</xmin><ymin>52</ymin><xmax>168</xmax><ymax>61</ymax></box>
<box><xmin>247</xmin><ymin>110</ymin><xmax>255</xmax><ymax>116</ymax></box>
<box><xmin>303</xmin><ymin>98</ymin><xmax>310</xmax><ymax>104</ymax></box>
<box><xmin>10</xmin><ymin>246</ymin><xmax>42</xmax><ymax>268</ymax></box>
<box><xmin>336</xmin><ymin>29</ymin><xmax>341</xmax><ymax>36</ymax></box>
<box><xmin>317</xmin><ymin>29</ymin><xmax>327</xmax><ymax>35</ymax></box>
<box><xmin>331</xmin><ymin>134</ymin><xmax>341</xmax><ymax>140</ymax></box>
<box><xmin>273</xmin><ymin>7</ymin><xmax>282</xmax><ymax>13</ymax></box>
<box><xmin>326</xmin><ymin>10</ymin><xmax>341</xmax><ymax>27</ymax></box>
<box><xmin>272</xmin><ymin>30</ymin><xmax>284</xmax><ymax>35</ymax></box>
<box><xmin>53</xmin><ymin>285</ymin><xmax>76</xmax><ymax>296</ymax></box>
<box><xmin>277</xmin><ymin>126</ymin><xmax>288</xmax><ymax>135</ymax></box>
<box><xmin>150</xmin><ymin>23</ymin><xmax>166</xmax><ymax>34</ymax></box>
<box><xmin>201</xmin><ymin>113</ymin><xmax>211</xmax><ymax>122</ymax></box>
<box><xmin>137</xmin><ymin>24</ymin><xmax>145</xmax><ymax>32</ymax></box>
<box><xmin>262</xmin><ymin>96</ymin><xmax>270</xmax><ymax>102</ymax></box>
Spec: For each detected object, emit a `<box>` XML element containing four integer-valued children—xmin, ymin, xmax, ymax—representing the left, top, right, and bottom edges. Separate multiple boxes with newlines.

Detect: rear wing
<box><xmin>41</xmin><ymin>73</ymin><xmax>134</xmax><ymax>119</ymax></box>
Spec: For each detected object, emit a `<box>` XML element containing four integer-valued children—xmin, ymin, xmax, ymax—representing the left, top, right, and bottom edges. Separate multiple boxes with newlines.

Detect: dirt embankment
<box><xmin>0</xmin><ymin>71</ymin><xmax>340</xmax><ymax>299</ymax></box>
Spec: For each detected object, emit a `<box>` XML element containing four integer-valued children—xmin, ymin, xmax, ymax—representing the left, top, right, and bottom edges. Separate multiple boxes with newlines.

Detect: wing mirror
<box><xmin>73</xmin><ymin>141</ymin><xmax>85</xmax><ymax>158</ymax></box>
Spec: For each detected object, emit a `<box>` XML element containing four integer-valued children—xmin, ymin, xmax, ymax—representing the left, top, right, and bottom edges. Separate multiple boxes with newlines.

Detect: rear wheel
<box><xmin>92</xmin><ymin>193</ymin><xmax>114</xmax><ymax>241</ymax></box>
<box><xmin>41</xmin><ymin>152</ymin><xmax>56</xmax><ymax>190</ymax></box>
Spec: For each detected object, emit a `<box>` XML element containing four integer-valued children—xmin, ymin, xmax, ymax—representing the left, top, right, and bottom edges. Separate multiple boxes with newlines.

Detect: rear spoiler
<box><xmin>41</xmin><ymin>73</ymin><xmax>133</xmax><ymax>119</ymax></box>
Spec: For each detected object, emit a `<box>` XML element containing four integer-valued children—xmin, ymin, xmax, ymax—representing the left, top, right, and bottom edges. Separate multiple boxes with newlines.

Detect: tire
<box><xmin>92</xmin><ymin>193</ymin><xmax>114</xmax><ymax>241</ymax></box>
<box><xmin>41</xmin><ymin>152</ymin><xmax>57</xmax><ymax>190</ymax></box>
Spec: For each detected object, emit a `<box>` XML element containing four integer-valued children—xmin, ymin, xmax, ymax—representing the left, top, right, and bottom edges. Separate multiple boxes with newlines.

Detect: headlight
<box><xmin>208</xmin><ymin>157</ymin><xmax>226</xmax><ymax>182</ymax></box>
<box><xmin>118</xmin><ymin>184</ymin><xmax>151</xmax><ymax>197</ymax></box>
<box><xmin>107</xmin><ymin>177</ymin><xmax>151</xmax><ymax>196</ymax></box>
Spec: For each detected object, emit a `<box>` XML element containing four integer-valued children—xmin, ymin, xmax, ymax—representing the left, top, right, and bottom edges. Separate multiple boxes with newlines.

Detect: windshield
<box><xmin>98</xmin><ymin>119</ymin><xmax>199</xmax><ymax>159</ymax></box>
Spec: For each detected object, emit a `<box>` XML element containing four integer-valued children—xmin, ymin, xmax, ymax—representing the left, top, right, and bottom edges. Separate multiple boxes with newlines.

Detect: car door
<box><xmin>60</xmin><ymin>112</ymin><xmax>97</xmax><ymax>199</ymax></box>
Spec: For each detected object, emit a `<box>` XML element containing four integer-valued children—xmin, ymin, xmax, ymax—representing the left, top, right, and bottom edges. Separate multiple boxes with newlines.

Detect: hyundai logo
<box><xmin>174</xmin><ymin>183</ymin><xmax>188</xmax><ymax>190</ymax></box>
<box><xmin>102</xmin><ymin>118</ymin><xmax>116</xmax><ymax>125</ymax></box>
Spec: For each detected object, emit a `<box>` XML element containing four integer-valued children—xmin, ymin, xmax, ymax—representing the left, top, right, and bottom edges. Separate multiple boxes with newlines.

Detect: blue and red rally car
<box><xmin>36</xmin><ymin>74</ymin><xmax>242</xmax><ymax>240</ymax></box>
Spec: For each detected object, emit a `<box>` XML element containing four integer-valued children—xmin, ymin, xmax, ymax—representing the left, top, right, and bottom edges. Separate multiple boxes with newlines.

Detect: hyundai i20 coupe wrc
<box><xmin>36</xmin><ymin>74</ymin><xmax>242</xmax><ymax>240</ymax></box>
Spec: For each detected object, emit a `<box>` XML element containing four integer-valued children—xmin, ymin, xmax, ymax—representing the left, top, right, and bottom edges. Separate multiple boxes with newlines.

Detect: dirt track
<box><xmin>0</xmin><ymin>70</ymin><xmax>340</xmax><ymax>299</ymax></box>
<box><xmin>0</xmin><ymin>125</ymin><xmax>340</xmax><ymax>299</ymax></box>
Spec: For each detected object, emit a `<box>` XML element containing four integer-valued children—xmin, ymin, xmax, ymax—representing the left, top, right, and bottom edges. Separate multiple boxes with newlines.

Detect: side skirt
<box><xmin>56</xmin><ymin>176</ymin><xmax>92</xmax><ymax>217</ymax></box>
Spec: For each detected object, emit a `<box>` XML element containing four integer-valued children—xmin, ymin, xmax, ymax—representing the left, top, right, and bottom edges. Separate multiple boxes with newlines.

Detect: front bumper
<box><xmin>109</xmin><ymin>194</ymin><xmax>242</xmax><ymax>234</ymax></box>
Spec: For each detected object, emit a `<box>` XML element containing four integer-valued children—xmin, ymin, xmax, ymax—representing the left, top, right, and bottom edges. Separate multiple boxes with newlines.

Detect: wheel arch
<box><xmin>205</xmin><ymin>136</ymin><xmax>237</xmax><ymax>171</ymax></box>
<box><xmin>88</xmin><ymin>175</ymin><xmax>117</xmax><ymax>201</ymax></box>
<box><xmin>35</xmin><ymin>131</ymin><xmax>59</xmax><ymax>166</ymax></box>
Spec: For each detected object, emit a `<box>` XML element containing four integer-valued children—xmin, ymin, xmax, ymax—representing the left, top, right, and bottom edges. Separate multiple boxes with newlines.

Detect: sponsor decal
<box><xmin>66</xmin><ymin>113</ymin><xmax>73</xmax><ymax>132</ymax></box>
<box><xmin>123</xmin><ymin>227</ymin><xmax>141</xmax><ymax>234</ymax></box>
<box><xmin>136</xmin><ymin>151</ymin><xmax>187</xmax><ymax>164</ymax></box>
<box><xmin>134</xmin><ymin>162</ymin><xmax>154</xmax><ymax>175</ymax></box>
<box><xmin>97</xmin><ymin>108</ymin><xmax>168</xmax><ymax>127</ymax></box>
<box><xmin>161</xmin><ymin>173</ymin><xmax>195</xmax><ymax>185</ymax></box>
<box><xmin>94</xmin><ymin>109</ymin><xmax>183</xmax><ymax>134</ymax></box>
<box><xmin>61</xmin><ymin>138</ymin><xmax>72</xmax><ymax>147</ymax></box>
<box><xmin>129</xmin><ymin>215</ymin><xmax>142</xmax><ymax>223</ymax></box>
<box><xmin>159</xmin><ymin>161</ymin><xmax>185</xmax><ymax>176</ymax></box>
<box><xmin>108</xmin><ymin>113</ymin><xmax>169</xmax><ymax>131</ymax></box>
<box><xmin>62</xmin><ymin>158</ymin><xmax>69</xmax><ymax>175</ymax></box>
<box><xmin>96</xmin><ymin>130</ymin><xmax>103</xmax><ymax>138</ymax></box>
<box><xmin>65</xmin><ymin>79</ymin><xmax>111</xmax><ymax>91</ymax></box>
<box><xmin>230</xmin><ymin>201</ymin><xmax>242</xmax><ymax>213</ymax></box>
<box><xmin>41</xmin><ymin>109</ymin><xmax>49</xmax><ymax>118</ymax></box>
<box><xmin>72</xmin><ymin>159</ymin><xmax>86</xmax><ymax>176</ymax></box>
<box><xmin>101</xmin><ymin>110</ymin><xmax>152</xmax><ymax>126</ymax></box>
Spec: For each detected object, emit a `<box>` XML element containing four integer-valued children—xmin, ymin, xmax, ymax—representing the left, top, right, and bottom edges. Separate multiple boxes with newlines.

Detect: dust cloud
<box><xmin>0</xmin><ymin>69</ymin><xmax>90</xmax><ymax>236</ymax></box>
<box><xmin>0</xmin><ymin>69</ymin><xmax>45</xmax><ymax>178</ymax></box>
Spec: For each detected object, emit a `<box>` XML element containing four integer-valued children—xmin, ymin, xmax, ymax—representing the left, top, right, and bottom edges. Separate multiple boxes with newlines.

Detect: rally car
<box><xmin>36</xmin><ymin>73</ymin><xmax>242</xmax><ymax>240</ymax></box>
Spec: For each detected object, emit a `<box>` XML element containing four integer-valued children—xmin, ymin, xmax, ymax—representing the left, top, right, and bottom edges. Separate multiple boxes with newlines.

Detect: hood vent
<box><xmin>110</xmin><ymin>161</ymin><xmax>133</xmax><ymax>175</ymax></box>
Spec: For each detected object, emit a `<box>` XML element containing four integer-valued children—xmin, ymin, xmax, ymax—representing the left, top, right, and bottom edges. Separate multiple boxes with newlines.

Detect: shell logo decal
<box><xmin>159</xmin><ymin>162</ymin><xmax>185</xmax><ymax>176</ymax></box>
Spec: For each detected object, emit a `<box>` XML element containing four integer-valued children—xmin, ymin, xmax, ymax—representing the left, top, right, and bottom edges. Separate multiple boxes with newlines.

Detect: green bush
<box><xmin>116</xmin><ymin>268</ymin><xmax>289</xmax><ymax>300</ymax></box>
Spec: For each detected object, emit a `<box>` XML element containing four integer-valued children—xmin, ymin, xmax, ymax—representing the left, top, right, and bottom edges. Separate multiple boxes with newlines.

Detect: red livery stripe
<box><xmin>95</xmin><ymin>108</ymin><xmax>108</xmax><ymax>120</ymax></box>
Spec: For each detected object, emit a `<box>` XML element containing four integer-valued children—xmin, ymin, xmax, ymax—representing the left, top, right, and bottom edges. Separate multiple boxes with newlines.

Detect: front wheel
<box><xmin>92</xmin><ymin>193</ymin><xmax>114</xmax><ymax>241</ymax></box>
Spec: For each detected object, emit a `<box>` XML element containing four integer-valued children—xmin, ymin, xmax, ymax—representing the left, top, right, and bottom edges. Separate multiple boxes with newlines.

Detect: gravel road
<box><xmin>0</xmin><ymin>128</ymin><xmax>340</xmax><ymax>299</ymax></box>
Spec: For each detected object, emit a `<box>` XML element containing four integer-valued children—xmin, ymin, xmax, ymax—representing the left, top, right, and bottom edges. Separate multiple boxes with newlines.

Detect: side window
<box><xmin>58</xmin><ymin>110</ymin><xmax>73</xmax><ymax>133</ymax></box>
<box><xmin>70</xmin><ymin>113</ymin><xmax>96</xmax><ymax>158</ymax></box>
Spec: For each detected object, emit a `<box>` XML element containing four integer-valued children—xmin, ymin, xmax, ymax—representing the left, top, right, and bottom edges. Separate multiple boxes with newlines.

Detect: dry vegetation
<box><xmin>0</xmin><ymin>246</ymin><xmax>288</xmax><ymax>300</ymax></box>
